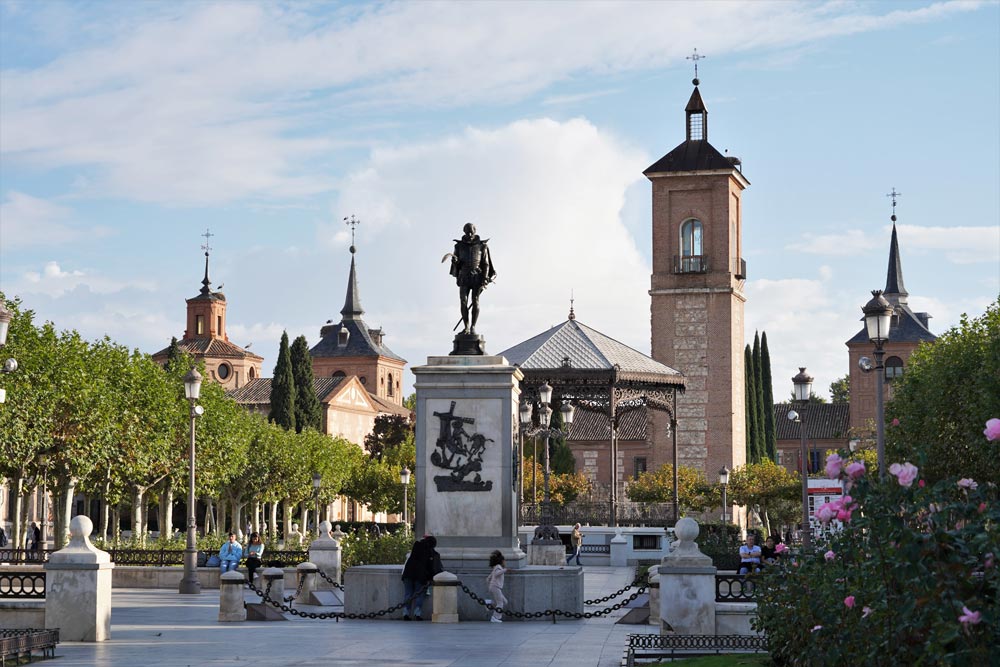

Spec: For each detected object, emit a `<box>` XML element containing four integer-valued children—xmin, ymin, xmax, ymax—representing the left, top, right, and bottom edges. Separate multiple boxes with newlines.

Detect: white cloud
<box><xmin>1</xmin><ymin>1</ymin><xmax>982</xmax><ymax>205</ymax></box>
<box><xmin>17</xmin><ymin>261</ymin><xmax>153</xmax><ymax>298</ymax></box>
<box><xmin>895</xmin><ymin>224</ymin><xmax>1000</xmax><ymax>264</ymax></box>
<box><xmin>787</xmin><ymin>229</ymin><xmax>879</xmax><ymax>256</ymax></box>
<box><xmin>0</xmin><ymin>191</ymin><xmax>109</xmax><ymax>248</ymax></box>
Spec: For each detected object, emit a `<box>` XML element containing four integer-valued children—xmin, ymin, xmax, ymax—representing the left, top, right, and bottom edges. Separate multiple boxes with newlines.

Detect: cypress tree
<box><xmin>268</xmin><ymin>331</ymin><xmax>296</xmax><ymax>431</ymax></box>
<box><xmin>165</xmin><ymin>336</ymin><xmax>182</xmax><ymax>372</ymax></box>
<box><xmin>760</xmin><ymin>331</ymin><xmax>776</xmax><ymax>460</ymax></box>
<box><xmin>752</xmin><ymin>332</ymin><xmax>767</xmax><ymax>462</ymax></box>
<box><xmin>744</xmin><ymin>345</ymin><xmax>760</xmax><ymax>463</ymax></box>
<box><xmin>290</xmin><ymin>335</ymin><xmax>322</xmax><ymax>433</ymax></box>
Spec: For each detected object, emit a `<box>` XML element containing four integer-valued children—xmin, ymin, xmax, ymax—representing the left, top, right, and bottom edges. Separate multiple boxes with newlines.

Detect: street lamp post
<box><xmin>861</xmin><ymin>290</ymin><xmax>893</xmax><ymax>480</ymax></box>
<box><xmin>519</xmin><ymin>401</ymin><xmax>531</xmax><ymax>506</ymax></box>
<box><xmin>400</xmin><ymin>467</ymin><xmax>411</xmax><ymax>528</ymax></box>
<box><xmin>718</xmin><ymin>466</ymin><xmax>729</xmax><ymax>523</ymax></box>
<box><xmin>519</xmin><ymin>383</ymin><xmax>574</xmax><ymax>528</ymax></box>
<box><xmin>178</xmin><ymin>367</ymin><xmax>204</xmax><ymax>594</ymax></box>
<box><xmin>312</xmin><ymin>472</ymin><xmax>322</xmax><ymax>533</ymax></box>
<box><xmin>790</xmin><ymin>367</ymin><xmax>813</xmax><ymax>550</ymax></box>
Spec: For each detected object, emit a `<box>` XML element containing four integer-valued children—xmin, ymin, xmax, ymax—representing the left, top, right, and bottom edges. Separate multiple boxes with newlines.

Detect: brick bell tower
<box><xmin>644</xmin><ymin>67</ymin><xmax>749</xmax><ymax>480</ymax></box>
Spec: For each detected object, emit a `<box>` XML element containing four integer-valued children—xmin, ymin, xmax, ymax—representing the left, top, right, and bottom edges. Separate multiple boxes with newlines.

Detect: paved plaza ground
<box><xmin>53</xmin><ymin>566</ymin><xmax>655</xmax><ymax>667</ymax></box>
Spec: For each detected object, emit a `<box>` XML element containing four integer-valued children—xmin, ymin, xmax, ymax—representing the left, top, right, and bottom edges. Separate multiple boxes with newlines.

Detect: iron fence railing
<box><xmin>0</xmin><ymin>572</ymin><xmax>46</xmax><ymax>598</ymax></box>
<box><xmin>0</xmin><ymin>547</ymin><xmax>309</xmax><ymax>568</ymax></box>
<box><xmin>715</xmin><ymin>574</ymin><xmax>756</xmax><ymax>602</ymax></box>
<box><xmin>0</xmin><ymin>629</ymin><xmax>60</xmax><ymax>666</ymax></box>
<box><xmin>519</xmin><ymin>502</ymin><xmax>677</xmax><ymax>528</ymax></box>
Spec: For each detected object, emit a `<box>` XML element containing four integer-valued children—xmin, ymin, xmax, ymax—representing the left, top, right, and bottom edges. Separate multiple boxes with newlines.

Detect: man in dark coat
<box><xmin>449</xmin><ymin>223</ymin><xmax>496</xmax><ymax>335</ymax></box>
<box><xmin>401</xmin><ymin>535</ymin><xmax>441</xmax><ymax>620</ymax></box>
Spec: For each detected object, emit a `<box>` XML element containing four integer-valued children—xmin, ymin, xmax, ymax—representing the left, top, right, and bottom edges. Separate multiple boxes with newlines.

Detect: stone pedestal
<box><xmin>308</xmin><ymin>521</ymin><xmax>342</xmax><ymax>587</ymax></box>
<box><xmin>412</xmin><ymin>355</ymin><xmax>525</xmax><ymax>571</ymax></box>
<box><xmin>527</xmin><ymin>544</ymin><xmax>565</xmax><ymax>566</ymax></box>
<box><xmin>647</xmin><ymin>564</ymin><xmax>661</xmax><ymax>626</ymax></box>
<box><xmin>261</xmin><ymin>567</ymin><xmax>285</xmax><ymax>601</ymax></box>
<box><xmin>44</xmin><ymin>516</ymin><xmax>114</xmax><ymax>641</ymax></box>
<box><xmin>659</xmin><ymin>518</ymin><xmax>716</xmax><ymax>636</ymax></box>
<box><xmin>610</xmin><ymin>529</ymin><xmax>628</xmax><ymax>567</ymax></box>
<box><xmin>294</xmin><ymin>562</ymin><xmax>318</xmax><ymax>605</ymax></box>
<box><xmin>431</xmin><ymin>571</ymin><xmax>459</xmax><ymax>623</ymax></box>
<box><xmin>218</xmin><ymin>571</ymin><xmax>247</xmax><ymax>622</ymax></box>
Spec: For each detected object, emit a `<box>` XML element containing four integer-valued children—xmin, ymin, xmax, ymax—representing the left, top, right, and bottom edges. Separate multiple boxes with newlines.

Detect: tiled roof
<box><xmin>845</xmin><ymin>305</ymin><xmax>936</xmax><ymax>345</ymax></box>
<box><xmin>369</xmin><ymin>394</ymin><xmax>413</xmax><ymax>419</ymax></box>
<box><xmin>773</xmin><ymin>403</ymin><xmax>850</xmax><ymax>441</ymax></box>
<box><xmin>152</xmin><ymin>337</ymin><xmax>263</xmax><ymax>361</ymax></box>
<box><xmin>310</xmin><ymin>319</ymin><xmax>407</xmax><ymax>363</ymax></box>
<box><xmin>228</xmin><ymin>377</ymin><xmax>346</xmax><ymax>405</ymax></box>
<box><xmin>500</xmin><ymin>319</ymin><xmax>684</xmax><ymax>384</ymax></box>
<box><xmin>567</xmin><ymin>405</ymin><xmax>647</xmax><ymax>442</ymax></box>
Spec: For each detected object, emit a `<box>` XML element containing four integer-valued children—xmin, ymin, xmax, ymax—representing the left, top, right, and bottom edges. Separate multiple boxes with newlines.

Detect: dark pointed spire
<box><xmin>200</xmin><ymin>228</ymin><xmax>214</xmax><ymax>295</ymax></box>
<box><xmin>340</xmin><ymin>244</ymin><xmax>364</xmax><ymax>320</ymax></box>
<box><xmin>883</xmin><ymin>189</ymin><xmax>908</xmax><ymax>307</ymax></box>
<box><xmin>568</xmin><ymin>291</ymin><xmax>576</xmax><ymax>321</ymax></box>
<box><xmin>685</xmin><ymin>83</ymin><xmax>707</xmax><ymax>141</ymax></box>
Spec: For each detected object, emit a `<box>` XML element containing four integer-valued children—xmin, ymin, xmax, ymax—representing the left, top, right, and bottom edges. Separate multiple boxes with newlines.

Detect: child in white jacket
<box><xmin>486</xmin><ymin>550</ymin><xmax>507</xmax><ymax>623</ymax></box>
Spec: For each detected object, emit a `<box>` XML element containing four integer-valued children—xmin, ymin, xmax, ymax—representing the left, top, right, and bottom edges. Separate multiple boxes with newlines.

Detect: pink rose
<box><xmin>985</xmin><ymin>553</ymin><xmax>994</xmax><ymax>569</ymax></box>
<box><xmin>919</xmin><ymin>479</ymin><xmax>925</xmax><ymax>488</ymax></box>
<box><xmin>957</xmin><ymin>478</ymin><xmax>978</xmax><ymax>490</ymax></box>
<box><xmin>984</xmin><ymin>418</ymin><xmax>1000</xmax><ymax>441</ymax></box>
<box><xmin>815</xmin><ymin>503</ymin><xmax>837</xmax><ymax>524</ymax></box>
<box><xmin>844</xmin><ymin>596</ymin><xmax>855</xmax><ymax>609</ymax></box>
<box><xmin>824</xmin><ymin>453</ymin><xmax>844</xmax><ymax>479</ymax></box>
<box><xmin>824</xmin><ymin>550</ymin><xmax>836</xmax><ymax>562</ymax></box>
<box><xmin>889</xmin><ymin>462</ymin><xmax>919</xmax><ymax>487</ymax></box>
<box><xmin>846</xmin><ymin>461</ymin><xmax>866</xmax><ymax>480</ymax></box>
<box><xmin>891</xmin><ymin>418</ymin><xmax>900</xmax><ymax>426</ymax></box>
<box><xmin>958</xmin><ymin>606</ymin><xmax>982</xmax><ymax>627</ymax></box>
<box><xmin>775</xmin><ymin>543</ymin><xmax>788</xmax><ymax>554</ymax></box>
<box><xmin>979</xmin><ymin>502</ymin><xmax>987</xmax><ymax>514</ymax></box>
<box><xmin>811</xmin><ymin>625</ymin><xmax>822</xmax><ymax>632</ymax></box>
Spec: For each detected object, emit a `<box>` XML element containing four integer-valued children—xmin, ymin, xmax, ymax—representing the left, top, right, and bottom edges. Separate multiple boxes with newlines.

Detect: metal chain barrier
<box><xmin>246</xmin><ymin>577</ymin><xmax>428</xmax><ymax>621</ymax></box>
<box><xmin>458</xmin><ymin>580</ymin><xmax>648</xmax><ymax>621</ymax></box>
<box><xmin>582</xmin><ymin>567</ymin><xmax>646</xmax><ymax>605</ymax></box>
<box><xmin>314</xmin><ymin>567</ymin><xmax>345</xmax><ymax>591</ymax></box>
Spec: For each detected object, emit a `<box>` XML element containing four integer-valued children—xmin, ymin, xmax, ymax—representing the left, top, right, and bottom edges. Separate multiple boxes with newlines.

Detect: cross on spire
<box><xmin>201</xmin><ymin>228</ymin><xmax>214</xmax><ymax>255</ymax></box>
<box><xmin>886</xmin><ymin>188</ymin><xmax>902</xmax><ymax>222</ymax></box>
<box><xmin>344</xmin><ymin>215</ymin><xmax>360</xmax><ymax>253</ymax></box>
<box><xmin>686</xmin><ymin>48</ymin><xmax>704</xmax><ymax>85</ymax></box>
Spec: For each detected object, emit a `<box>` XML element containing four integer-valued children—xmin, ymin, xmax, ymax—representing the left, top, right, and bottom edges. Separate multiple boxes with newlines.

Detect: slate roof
<box><xmin>227</xmin><ymin>377</ymin><xmax>346</xmax><ymax>405</ymax></box>
<box><xmin>567</xmin><ymin>405</ymin><xmax>647</xmax><ymax>442</ymax></box>
<box><xmin>644</xmin><ymin>139</ymin><xmax>736</xmax><ymax>175</ymax></box>
<box><xmin>310</xmin><ymin>251</ymin><xmax>406</xmax><ymax>363</ymax></box>
<box><xmin>152</xmin><ymin>337</ymin><xmax>263</xmax><ymax>362</ymax></box>
<box><xmin>499</xmin><ymin>318</ymin><xmax>685</xmax><ymax>386</ymax></box>
<box><xmin>773</xmin><ymin>403</ymin><xmax>850</xmax><ymax>441</ymax></box>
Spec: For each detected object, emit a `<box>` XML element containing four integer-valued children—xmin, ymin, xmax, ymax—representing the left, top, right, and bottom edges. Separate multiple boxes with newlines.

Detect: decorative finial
<box><xmin>344</xmin><ymin>215</ymin><xmax>360</xmax><ymax>254</ymax></box>
<box><xmin>568</xmin><ymin>290</ymin><xmax>576</xmax><ymax>320</ymax></box>
<box><xmin>686</xmin><ymin>48</ymin><xmax>704</xmax><ymax>86</ymax></box>
<box><xmin>886</xmin><ymin>188</ymin><xmax>901</xmax><ymax>223</ymax></box>
<box><xmin>200</xmin><ymin>228</ymin><xmax>214</xmax><ymax>295</ymax></box>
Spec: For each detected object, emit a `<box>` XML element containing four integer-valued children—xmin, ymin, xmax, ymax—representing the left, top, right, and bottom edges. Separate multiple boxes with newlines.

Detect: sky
<box><xmin>1</xmin><ymin>0</ymin><xmax>998</xmax><ymax>402</ymax></box>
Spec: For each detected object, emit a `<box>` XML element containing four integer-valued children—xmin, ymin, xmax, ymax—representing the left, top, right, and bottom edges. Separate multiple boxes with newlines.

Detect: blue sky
<box><xmin>2</xmin><ymin>0</ymin><xmax>998</xmax><ymax>400</ymax></box>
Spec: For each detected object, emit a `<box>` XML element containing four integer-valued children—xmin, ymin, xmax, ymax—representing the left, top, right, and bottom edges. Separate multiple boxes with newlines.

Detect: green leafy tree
<box><xmin>290</xmin><ymin>335</ymin><xmax>322</xmax><ymax>433</ymax></box>
<box><xmin>164</xmin><ymin>337</ymin><xmax>183</xmax><ymax>372</ymax></box>
<box><xmin>789</xmin><ymin>390</ymin><xmax>827</xmax><ymax>404</ymax></box>
<box><xmin>760</xmin><ymin>331</ymin><xmax>776</xmax><ymax>460</ymax></box>
<box><xmin>745</xmin><ymin>345</ymin><xmax>761</xmax><ymax>463</ymax></box>
<box><xmin>268</xmin><ymin>331</ymin><xmax>296</xmax><ymax>431</ymax></box>
<box><xmin>829</xmin><ymin>374</ymin><xmax>850</xmax><ymax>403</ymax></box>
<box><xmin>625</xmin><ymin>463</ymin><xmax>716</xmax><ymax>514</ymax></box>
<box><xmin>886</xmin><ymin>299</ymin><xmax>1000</xmax><ymax>485</ymax></box>
<box><xmin>403</xmin><ymin>393</ymin><xmax>416</xmax><ymax>411</ymax></box>
<box><xmin>364</xmin><ymin>415</ymin><xmax>413</xmax><ymax>462</ymax></box>
<box><xmin>726</xmin><ymin>459</ymin><xmax>800</xmax><ymax>536</ymax></box>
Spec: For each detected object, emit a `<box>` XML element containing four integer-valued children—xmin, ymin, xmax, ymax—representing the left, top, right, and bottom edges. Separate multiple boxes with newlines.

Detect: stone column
<box><xmin>431</xmin><ymin>571</ymin><xmax>459</xmax><ymax>623</ymax></box>
<box><xmin>218</xmin><ymin>571</ymin><xmax>247</xmax><ymax>622</ymax></box>
<box><xmin>647</xmin><ymin>564</ymin><xmax>661</xmax><ymax>627</ymax></box>
<box><xmin>308</xmin><ymin>521</ymin><xmax>342</xmax><ymax>587</ymax></box>
<box><xmin>658</xmin><ymin>518</ymin><xmax>716</xmax><ymax>636</ymax></box>
<box><xmin>44</xmin><ymin>516</ymin><xmax>114</xmax><ymax>641</ymax></box>
<box><xmin>261</xmin><ymin>567</ymin><xmax>285</xmax><ymax>602</ymax></box>
<box><xmin>294</xmin><ymin>562</ymin><xmax>318</xmax><ymax>605</ymax></box>
<box><xmin>610</xmin><ymin>528</ymin><xmax>628</xmax><ymax>567</ymax></box>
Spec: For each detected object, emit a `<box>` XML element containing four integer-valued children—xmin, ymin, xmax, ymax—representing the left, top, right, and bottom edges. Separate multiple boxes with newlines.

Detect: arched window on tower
<box><xmin>387</xmin><ymin>372</ymin><xmax>394</xmax><ymax>397</ymax></box>
<box><xmin>884</xmin><ymin>356</ymin><xmax>904</xmax><ymax>381</ymax></box>
<box><xmin>677</xmin><ymin>219</ymin><xmax>705</xmax><ymax>273</ymax></box>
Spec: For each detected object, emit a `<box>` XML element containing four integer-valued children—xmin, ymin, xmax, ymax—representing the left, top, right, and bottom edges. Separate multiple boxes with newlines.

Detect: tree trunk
<box><xmin>55</xmin><ymin>477</ymin><xmax>77</xmax><ymax>549</ymax></box>
<box><xmin>203</xmin><ymin>498</ymin><xmax>214</xmax><ymax>536</ymax></box>
<box><xmin>132</xmin><ymin>489</ymin><xmax>146</xmax><ymax>545</ymax></box>
<box><xmin>269</xmin><ymin>502</ymin><xmax>278</xmax><ymax>541</ymax></box>
<box><xmin>159</xmin><ymin>480</ymin><xmax>174</xmax><ymax>540</ymax></box>
<box><xmin>100</xmin><ymin>498</ymin><xmax>110</xmax><ymax>543</ymax></box>
<box><xmin>218</xmin><ymin>497</ymin><xmax>228</xmax><ymax>536</ymax></box>
<box><xmin>231</xmin><ymin>499</ymin><xmax>243</xmax><ymax>540</ymax></box>
<box><xmin>12</xmin><ymin>475</ymin><xmax>25</xmax><ymax>551</ymax></box>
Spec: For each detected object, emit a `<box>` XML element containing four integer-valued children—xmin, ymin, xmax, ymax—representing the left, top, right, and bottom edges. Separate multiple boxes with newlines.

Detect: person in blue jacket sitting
<box><xmin>219</xmin><ymin>532</ymin><xmax>243</xmax><ymax>573</ymax></box>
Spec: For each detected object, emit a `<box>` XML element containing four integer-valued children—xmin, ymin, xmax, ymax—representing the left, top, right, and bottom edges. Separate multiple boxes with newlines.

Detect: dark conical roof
<box><xmin>341</xmin><ymin>249</ymin><xmax>364</xmax><ymax>320</ymax></box>
<box><xmin>685</xmin><ymin>86</ymin><xmax>706</xmax><ymax>113</ymax></box>
<box><xmin>883</xmin><ymin>223</ymin><xmax>908</xmax><ymax>307</ymax></box>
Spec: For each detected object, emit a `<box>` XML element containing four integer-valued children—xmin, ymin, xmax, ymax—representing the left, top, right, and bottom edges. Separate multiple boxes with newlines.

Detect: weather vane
<box><xmin>344</xmin><ymin>215</ymin><xmax>360</xmax><ymax>251</ymax></box>
<box><xmin>201</xmin><ymin>228</ymin><xmax>214</xmax><ymax>255</ymax></box>
<box><xmin>687</xmin><ymin>48</ymin><xmax>704</xmax><ymax>84</ymax></box>
<box><xmin>886</xmin><ymin>188</ymin><xmax>902</xmax><ymax>222</ymax></box>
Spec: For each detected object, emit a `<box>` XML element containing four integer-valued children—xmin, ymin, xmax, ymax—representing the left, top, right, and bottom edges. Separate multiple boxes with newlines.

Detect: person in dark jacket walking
<box><xmin>401</xmin><ymin>535</ymin><xmax>441</xmax><ymax>620</ymax></box>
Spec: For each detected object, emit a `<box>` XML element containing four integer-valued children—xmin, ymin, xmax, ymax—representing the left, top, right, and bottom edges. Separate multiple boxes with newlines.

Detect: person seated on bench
<box><xmin>219</xmin><ymin>532</ymin><xmax>243</xmax><ymax>573</ymax></box>
<box><xmin>738</xmin><ymin>533</ymin><xmax>762</xmax><ymax>575</ymax></box>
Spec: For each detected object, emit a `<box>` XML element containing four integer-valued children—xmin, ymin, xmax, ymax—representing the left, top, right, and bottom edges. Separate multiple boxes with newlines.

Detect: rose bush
<box><xmin>752</xmin><ymin>420</ymin><xmax>1000</xmax><ymax>666</ymax></box>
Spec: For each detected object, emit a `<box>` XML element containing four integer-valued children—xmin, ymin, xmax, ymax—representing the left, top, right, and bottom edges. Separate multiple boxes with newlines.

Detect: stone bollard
<box><xmin>261</xmin><ymin>567</ymin><xmax>285</xmax><ymax>602</ymax></box>
<box><xmin>295</xmin><ymin>562</ymin><xmax>319</xmax><ymax>605</ymax></box>
<box><xmin>45</xmin><ymin>515</ymin><xmax>114</xmax><ymax>641</ymax></box>
<box><xmin>647</xmin><ymin>564</ymin><xmax>661</xmax><ymax>626</ymax></box>
<box><xmin>219</xmin><ymin>571</ymin><xmax>247</xmax><ymax>622</ymax></box>
<box><xmin>610</xmin><ymin>528</ymin><xmax>628</xmax><ymax>567</ymax></box>
<box><xmin>308</xmin><ymin>521</ymin><xmax>342</xmax><ymax>588</ymax></box>
<box><xmin>431</xmin><ymin>571</ymin><xmax>458</xmax><ymax>623</ymax></box>
<box><xmin>659</xmin><ymin>518</ymin><xmax>716</xmax><ymax>636</ymax></box>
